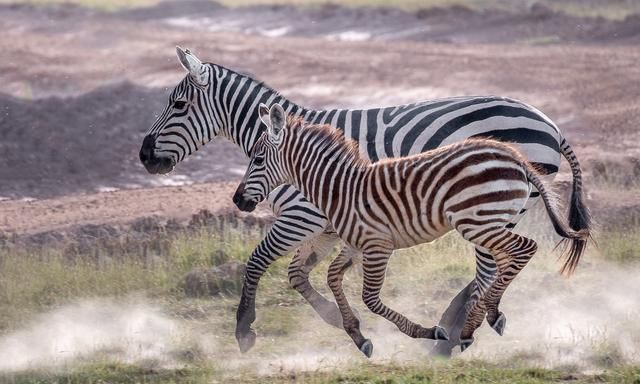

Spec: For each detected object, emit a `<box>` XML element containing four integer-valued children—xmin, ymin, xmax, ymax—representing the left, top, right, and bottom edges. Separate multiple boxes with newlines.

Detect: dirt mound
<box><xmin>0</xmin><ymin>83</ymin><xmax>156</xmax><ymax>198</ymax></box>
<box><xmin>0</xmin><ymin>83</ymin><xmax>247</xmax><ymax>199</ymax></box>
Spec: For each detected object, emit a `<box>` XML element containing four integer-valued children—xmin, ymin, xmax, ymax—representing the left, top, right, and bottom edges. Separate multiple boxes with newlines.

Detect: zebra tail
<box><xmin>524</xmin><ymin>163</ymin><xmax>590</xmax><ymax>276</ymax></box>
<box><xmin>559</xmin><ymin>136</ymin><xmax>593</xmax><ymax>262</ymax></box>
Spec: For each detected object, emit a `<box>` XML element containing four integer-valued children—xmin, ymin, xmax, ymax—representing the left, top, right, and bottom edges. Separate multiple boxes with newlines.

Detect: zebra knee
<box><xmin>244</xmin><ymin>257</ymin><xmax>270</xmax><ymax>284</ymax></box>
<box><xmin>362</xmin><ymin>293</ymin><xmax>384</xmax><ymax>315</ymax></box>
<box><xmin>288</xmin><ymin>267</ymin><xmax>308</xmax><ymax>291</ymax></box>
<box><xmin>327</xmin><ymin>265</ymin><xmax>346</xmax><ymax>291</ymax></box>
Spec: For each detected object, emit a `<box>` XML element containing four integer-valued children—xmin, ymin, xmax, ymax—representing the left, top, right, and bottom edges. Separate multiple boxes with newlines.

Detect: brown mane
<box><xmin>286</xmin><ymin>115</ymin><xmax>371</xmax><ymax>169</ymax></box>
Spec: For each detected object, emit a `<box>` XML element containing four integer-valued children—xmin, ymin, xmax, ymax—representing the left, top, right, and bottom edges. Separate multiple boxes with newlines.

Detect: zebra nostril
<box><xmin>139</xmin><ymin>148</ymin><xmax>148</xmax><ymax>163</ymax></box>
<box><xmin>140</xmin><ymin>135</ymin><xmax>156</xmax><ymax>164</ymax></box>
<box><xmin>233</xmin><ymin>183</ymin><xmax>245</xmax><ymax>205</ymax></box>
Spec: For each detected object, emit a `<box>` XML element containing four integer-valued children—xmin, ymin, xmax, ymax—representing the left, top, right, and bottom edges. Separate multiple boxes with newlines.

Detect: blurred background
<box><xmin>0</xmin><ymin>0</ymin><xmax>639</xmax><ymax>382</ymax></box>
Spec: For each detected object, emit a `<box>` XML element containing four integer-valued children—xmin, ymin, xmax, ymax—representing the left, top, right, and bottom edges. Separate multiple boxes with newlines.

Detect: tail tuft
<box><xmin>556</xmin><ymin>230</ymin><xmax>589</xmax><ymax>276</ymax></box>
<box><xmin>524</xmin><ymin>160</ymin><xmax>590</xmax><ymax>276</ymax></box>
<box><xmin>559</xmin><ymin>137</ymin><xmax>593</xmax><ymax>276</ymax></box>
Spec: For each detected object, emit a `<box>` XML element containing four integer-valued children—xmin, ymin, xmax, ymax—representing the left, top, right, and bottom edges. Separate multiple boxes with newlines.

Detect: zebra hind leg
<box><xmin>459</xmin><ymin>229</ymin><xmax>537</xmax><ymax>350</ymax></box>
<box><xmin>361</xmin><ymin>247</ymin><xmax>449</xmax><ymax>349</ymax></box>
<box><xmin>473</xmin><ymin>247</ymin><xmax>502</xmax><ymax>334</ymax></box>
<box><xmin>483</xmin><ymin>233</ymin><xmax>537</xmax><ymax>334</ymax></box>
<box><xmin>481</xmin><ymin>195</ymin><xmax>541</xmax><ymax>336</ymax></box>
<box><xmin>327</xmin><ymin>248</ymin><xmax>371</xmax><ymax>356</ymax></box>
<box><xmin>288</xmin><ymin>231</ymin><xmax>348</xmax><ymax>329</ymax></box>
<box><xmin>430</xmin><ymin>280</ymin><xmax>475</xmax><ymax>357</ymax></box>
<box><xmin>468</xmin><ymin>248</ymin><xmax>505</xmax><ymax>336</ymax></box>
<box><xmin>430</xmin><ymin>246</ymin><xmax>497</xmax><ymax>357</ymax></box>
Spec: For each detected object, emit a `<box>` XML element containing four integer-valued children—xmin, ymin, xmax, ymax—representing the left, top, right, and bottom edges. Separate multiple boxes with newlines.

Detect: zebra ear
<box><xmin>175</xmin><ymin>46</ymin><xmax>209</xmax><ymax>86</ymax></box>
<box><xmin>268</xmin><ymin>104</ymin><xmax>286</xmax><ymax>142</ymax></box>
<box><xmin>258</xmin><ymin>103</ymin><xmax>270</xmax><ymax>127</ymax></box>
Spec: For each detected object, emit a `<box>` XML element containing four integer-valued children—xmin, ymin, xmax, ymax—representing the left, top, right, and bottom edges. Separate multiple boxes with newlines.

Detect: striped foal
<box><xmin>234</xmin><ymin>104</ymin><xmax>589</xmax><ymax>356</ymax></box>
<box><xmin>142</xmin><ymin>48</ymin><xmax>591</xmax><ymax>355</ymax></box>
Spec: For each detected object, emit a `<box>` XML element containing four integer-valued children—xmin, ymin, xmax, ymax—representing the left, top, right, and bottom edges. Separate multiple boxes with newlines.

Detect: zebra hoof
<box><xmin>460</xmin><ymin>338</ymin><xmax>474</xmax><ymax>352</ymax></box>
<box><xmin>236</xmin><ymin>329</ymin><xmax>257</xmax><ymax>353</ymax></box>
<box><xmin>430</xmin><ymin>340</ymin><xmax>454</xmax><ymax>358</ymax></box>
<box><xmin>490</xmin><ymin>313</ymin><xmax>506</xmax><ymax>336</ymax></box>
<box><xmin>434</xmin><ymin>326</ymin><xmax>449</xmax><ymax>341</ymax></box>
<box><xmin>359</xmin><ymin>339</ymin><xmax>374</xmax><ymax>358</ymax></box>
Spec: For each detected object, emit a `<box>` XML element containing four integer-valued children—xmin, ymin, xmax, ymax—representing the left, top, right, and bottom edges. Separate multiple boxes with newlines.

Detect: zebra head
<box><xmin>139</xmin><ymin>47</ymin><xmax>217</xmax><ymax>174</ymax></box>
<box><xmin>233</xmin><ymin>103</ymin><xmax>287</xmax><ymax>212</ymax></box>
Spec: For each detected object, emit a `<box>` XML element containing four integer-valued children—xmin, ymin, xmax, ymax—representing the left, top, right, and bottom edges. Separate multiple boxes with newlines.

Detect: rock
<box><xmin>183</xmin><ymin>261</ymin><xmax>246</xmax><ymax>297</ymax></box>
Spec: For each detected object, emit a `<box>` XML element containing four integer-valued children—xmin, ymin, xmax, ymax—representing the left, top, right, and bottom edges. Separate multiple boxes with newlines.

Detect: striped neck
<box><xmin>210</xmin><ymin>64</ymin><xmax>312</xmax><ymax>156</ymax></box>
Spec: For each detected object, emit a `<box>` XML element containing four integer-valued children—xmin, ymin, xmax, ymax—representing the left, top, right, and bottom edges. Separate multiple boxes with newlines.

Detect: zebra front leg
<box><xmin>327</xmin><ymin>248</ymin><xmax>372</xmax><ymax>356</ymax></box>
<box><xmin>288</xmin><ymin>230</ymin><xmax>349</xmax><ymax>329</ymax></box>
<box><xmin>361</xmin><ymin>247</ymin><xmax>449</xmax><ymax>348</ymax></box>
<box><xmin>235</xmin><ymin>212</ymin><xmax>328</xmax><ymax>353</ymax></box>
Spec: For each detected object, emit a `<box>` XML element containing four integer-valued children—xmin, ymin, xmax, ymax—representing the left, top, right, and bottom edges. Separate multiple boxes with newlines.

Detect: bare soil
<box><xmin>0</xmin><ymin>0</ymin><xmax>639</xmax><ymax>238</ymax></box>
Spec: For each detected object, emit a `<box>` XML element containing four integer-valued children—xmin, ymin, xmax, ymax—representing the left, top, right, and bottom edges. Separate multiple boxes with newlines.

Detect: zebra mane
<box><xmin>205</xmin><ymin>62</ymin><xmax>283</xmax><ymax>98</ymax></box>
<box><xmin>287</xmin><ymin>115</ymin><xmax>370</xmax><ymax>169</ymax></box>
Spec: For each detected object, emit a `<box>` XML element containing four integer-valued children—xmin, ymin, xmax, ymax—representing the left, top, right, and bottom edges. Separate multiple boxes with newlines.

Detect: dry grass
<box><xmin>0</xmin><ymin>211</ymin><xmax>638</xmax><ymax>382</ymax></box>
<box><xmin>3</xmin><ymin>360</ymin><xmax>640</xmax><ymax>383</ymax></box>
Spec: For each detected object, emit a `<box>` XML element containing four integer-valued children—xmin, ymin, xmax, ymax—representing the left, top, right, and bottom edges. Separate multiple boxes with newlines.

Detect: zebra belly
<box><xmin>389</xmin><ymin>222</ymin><xmax>453</xmax><ymax>250</ymax></box>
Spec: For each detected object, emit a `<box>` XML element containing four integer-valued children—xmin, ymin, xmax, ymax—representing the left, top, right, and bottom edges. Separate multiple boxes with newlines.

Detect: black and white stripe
<box><xmin>235</xmin><ymin>104</ymin><xmax>589</xmax><ymax>355</ymax></box>
<box><xmin>140</xmin><ymin>48</ymin><xmax>589</xmax><ymax>355</ymax></box>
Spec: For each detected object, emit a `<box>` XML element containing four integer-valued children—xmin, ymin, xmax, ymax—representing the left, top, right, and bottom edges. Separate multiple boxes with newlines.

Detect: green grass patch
<box><xmin>0</xmin><ymin>215</ymin><xmax>638</xmax><ymax>381</ymax></box>
<box><xmin>3</xmin><ymin>360</ymin><xmax>640</xmax><ymax>383</ymax></box>
<box><xmin>597</xmin><ymin>229</ymin><xmax>640</xmax><ymax>264</ymax></box>
<box><xmin>1</xmin><ymin>362</ymin><xmax>215</xmax><ymax>384</ymax></box>
<box><xmin>0</xmin><ymin>225</ymin><xmax>263</xmax><ymax>332</ymax></box>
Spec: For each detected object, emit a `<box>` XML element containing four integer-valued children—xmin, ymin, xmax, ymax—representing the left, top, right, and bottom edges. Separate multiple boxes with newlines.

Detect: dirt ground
<box><xmin>0</xmin><ymin>0</ymin><xmax>639</xmax><ymax>238</ymax></box>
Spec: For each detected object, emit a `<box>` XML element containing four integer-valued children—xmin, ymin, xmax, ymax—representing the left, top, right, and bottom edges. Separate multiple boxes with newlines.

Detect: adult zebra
<box><xmin>233</xmin><ymin>103</ymin><xmax>589</xmax><ymax>355</ymax></box>
<box><xmin>139</xmin><ymin>47</ymin><xmax>590</xmax><ymax>355</ymax></box>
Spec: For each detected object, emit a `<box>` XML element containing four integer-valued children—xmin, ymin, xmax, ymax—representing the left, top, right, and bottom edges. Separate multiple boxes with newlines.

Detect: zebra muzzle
<box><xmin>233</xmin><ymin>183</ymin><xmax>258</xmax><ymax>212</ymax></box>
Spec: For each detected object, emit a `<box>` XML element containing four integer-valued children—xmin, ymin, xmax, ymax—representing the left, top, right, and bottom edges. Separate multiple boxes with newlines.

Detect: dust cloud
<box><xmin>462</xmin><ymin>262</ymin><xmax>640</xmax><ymax>367</ymax></box>
<box><xmin>371</xmin><ymin>260</ymin><xmax>640</xmax><ymax>368</ymax></box>
<box><xmin>223</xmin><ymin>260</ymin><xmax>640</xmax><ymax>374</ymax></box>
<box><xmin>0</xmin><ymin>263</ymin><xmax>638</xmax><ymax>374</ymax></box>
<box><xmin>0</xmin><ymin>299</ymin><xmax>214</xmax><ymax>372</ymax></box>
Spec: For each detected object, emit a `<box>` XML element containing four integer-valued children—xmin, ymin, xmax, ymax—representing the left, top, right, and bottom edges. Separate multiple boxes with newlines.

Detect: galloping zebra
<box><xmin>139</xmin><ymin>47</ymin><xmax>591</xmax><ymax>355</ymax></box>
<box><xmin>234</xmin><ymin>103</ymin><xmax>590</xmax><ymax>355</ymax></box>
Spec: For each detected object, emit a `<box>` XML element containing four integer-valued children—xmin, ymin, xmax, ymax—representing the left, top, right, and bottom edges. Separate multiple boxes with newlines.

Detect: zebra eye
<box><xmin>254</xmin><ymin>156</ymin><xmax>264</xmax><ymax>166</ymax></box>
<box><xmin>173</xmin><ymin>100</ymin><xmax>187</xmax><ymax>109</ymax></box>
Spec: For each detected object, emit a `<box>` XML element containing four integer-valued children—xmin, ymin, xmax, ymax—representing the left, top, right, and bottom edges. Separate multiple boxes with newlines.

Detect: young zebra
<box><xmin>141</xmin><ymin>47</ymin><xmax>591</xmax><ymax>355</ymax></box>
<box><xmin>234</xmin><ymin>103</ymin><xmax>589</xmax><ymax>356</ymax></box>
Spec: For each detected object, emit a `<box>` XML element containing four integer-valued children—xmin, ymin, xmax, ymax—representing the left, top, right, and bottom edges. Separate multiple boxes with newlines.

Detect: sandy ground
<box><xmin>0</xmin><ymin>1</ymin><xmax>639</xmax><ymax>237</ymax></box>
<box><xmin>0</xmin><ymin>182</ymin><xmax>272</xmax><ymax>236</ymax></box>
